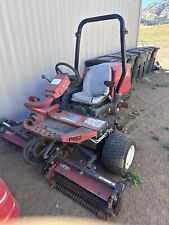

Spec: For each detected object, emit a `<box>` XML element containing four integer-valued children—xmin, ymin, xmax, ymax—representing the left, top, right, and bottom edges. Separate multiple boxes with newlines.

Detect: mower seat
<box><xmin>71</xmin><ymin>65</ymin><xmax>112</xmax><ymax>105</ymax></box>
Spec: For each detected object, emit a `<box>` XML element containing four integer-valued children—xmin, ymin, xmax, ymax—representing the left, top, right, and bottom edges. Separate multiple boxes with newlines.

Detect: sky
<box><xmin>143</xmin><ymin>0</ymin><xmax>161</xmax><ymax>8</ymax></box>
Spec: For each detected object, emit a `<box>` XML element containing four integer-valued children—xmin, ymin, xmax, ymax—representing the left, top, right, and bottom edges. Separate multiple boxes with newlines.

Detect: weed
<box><xmin>131</xmin><ymin>84</ymin><xmax>140</xmax><ymax>91</ymax></box>
<box><xmin>125</xmin><ymin>171</ymin><xmax>143</xmax><ymax>187</ymax></box>
<box><xmin>129</xmin><ymin>111</ymin><xmax>140</xmax><ymax>119</ymax></box>
<box><xmin>164</xmin><ymin>127</ymin><xmax>169</xmax><ymax>131</ymax></box>
<box><xmin>133</xmin><ymin>111</ymin><xmax>140</xmax><ymax>116</ymax></box>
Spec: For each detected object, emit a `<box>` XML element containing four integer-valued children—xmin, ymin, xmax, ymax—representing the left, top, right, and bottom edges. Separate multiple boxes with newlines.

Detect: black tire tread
<box><xmin>101</xmin><ymin>132</ymin><xmax>135</xmax><ymax>176</ymax></box>
<box><xmin>22</xmin><ymin>137</ymin><xmax>44</xmax><ymax>166</ymax></box>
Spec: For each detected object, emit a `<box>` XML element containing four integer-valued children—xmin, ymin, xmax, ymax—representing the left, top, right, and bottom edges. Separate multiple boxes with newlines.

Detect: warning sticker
<box><xmin>84</xmin><ymin>118</ymin><xmax>106</xmax><ymax>128</ymax></box>
<box><xmin>51</xmin><ymin>79</ymin><xmax>62</xmax><ymax>85</ymax></box>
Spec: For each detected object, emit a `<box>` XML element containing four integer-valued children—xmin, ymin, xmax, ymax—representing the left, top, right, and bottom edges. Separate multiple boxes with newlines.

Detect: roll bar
<box><xmin>74</xmin><ymin>14</ymin><xmax>127</xmax><ymax>94</ymax></box>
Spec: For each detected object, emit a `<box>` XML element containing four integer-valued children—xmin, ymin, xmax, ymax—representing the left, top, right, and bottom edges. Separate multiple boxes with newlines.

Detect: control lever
<box><xmin>41</xmin><ymin>75</ymin><xmax>51</xmax><ymax>83</ymax></box>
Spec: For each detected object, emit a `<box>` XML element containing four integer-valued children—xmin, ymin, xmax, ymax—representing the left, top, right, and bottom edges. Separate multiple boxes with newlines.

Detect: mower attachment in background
<box><xmin>0</xmin><ymin>118</ymin><xmax>29</xmax><ymax>148</ymax></box>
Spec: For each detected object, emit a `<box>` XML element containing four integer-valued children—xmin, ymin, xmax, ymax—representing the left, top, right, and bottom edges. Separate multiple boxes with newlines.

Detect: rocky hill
<box><xmin>141</xmin><ymin>0</ymin><xmax>169</xmax><ymax>25</ymax></box>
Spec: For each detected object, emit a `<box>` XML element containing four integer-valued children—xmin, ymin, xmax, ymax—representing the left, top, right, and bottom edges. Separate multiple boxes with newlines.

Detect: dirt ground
<box><xmin>0</xmin><ymin>70</ymin><xmax>169</xmax><ymax>225</ymax></box>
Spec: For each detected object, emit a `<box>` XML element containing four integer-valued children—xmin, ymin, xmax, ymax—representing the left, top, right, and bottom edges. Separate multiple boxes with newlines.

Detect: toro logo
<box><xmin>69</xmin><ymin>136</ymin><xmax>82</xmax><ymax>142</ymax></box>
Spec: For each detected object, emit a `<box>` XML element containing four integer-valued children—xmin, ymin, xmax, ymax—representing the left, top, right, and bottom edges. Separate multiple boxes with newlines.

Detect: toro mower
<box><xmin>0</xmin><ymin>14</ymin><xmax>136</xmax><ymax>219</ymax></box>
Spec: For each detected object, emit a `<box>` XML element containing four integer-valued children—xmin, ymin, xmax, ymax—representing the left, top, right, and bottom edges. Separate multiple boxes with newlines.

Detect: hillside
<box><xmin>141</xmin><ymin>0</ymin><xmax>169</xmax><ymax>25</ymax></box>
<box><xmin>139</xmin><ymin>24</ymin><xmax>169</xmax><ymax>69</ymax></box>
<box><xmin>139</xmin><ymin>23</ymin><xmax>169</xmax><ymax>42</ymax></box>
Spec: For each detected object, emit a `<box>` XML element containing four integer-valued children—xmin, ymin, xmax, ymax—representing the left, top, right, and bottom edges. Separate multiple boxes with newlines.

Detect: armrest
<box><xmin>104</xmin><ymin>81</ymin><xmax>115</xmax><ymax>88</ymax></box>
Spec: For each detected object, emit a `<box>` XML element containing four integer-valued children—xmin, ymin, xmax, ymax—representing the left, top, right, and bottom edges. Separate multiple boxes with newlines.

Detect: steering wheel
<box><xmin>55</xmin><ymin>62</ymin><xmax>81</xmax><ymax>84</ymax></box>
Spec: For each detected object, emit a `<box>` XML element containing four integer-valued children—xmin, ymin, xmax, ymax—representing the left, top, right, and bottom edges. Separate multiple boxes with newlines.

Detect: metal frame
<box><xmin>74</xmin><ymin>13</ymin><xmax>127</xmax><ymax>94</ymax></box>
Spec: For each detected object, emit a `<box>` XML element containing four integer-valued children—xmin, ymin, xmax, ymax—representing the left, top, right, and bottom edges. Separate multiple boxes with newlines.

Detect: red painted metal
<box><xmin>23</xmin><ymin>108</ymin><xmax>107</xmax><ymax>143</ymax></box>
<box><xmin>23</xmin><ymin>122</ymin><xmax>64</xmax><ymax>140</ymax></box>
<box><xmin>24</xmin><ymin>96</ymin><xmax>54</xmax><ymax>109</ymax></box>
<box><xmin>1</xmin><ymin>128</ymin><xmax>27</xmax><ymax>148</ymax></box>
<box><xmin>110</xmin><ymin>63</ymin><xmax>131</xmax><ymax>99</ymax></box>
<box><xmin>61</xmin><ymin>127</ymin><xmax>97</xmax><ymax>143</ymax></box>
<box><xmin>45</xmin><ymin>74</ymin><xmax>70</xmax><ymax>98</ymax></box>
<box><xmin>23</xmin><ymin>121</ymin><xmax>97</xmax><ymax>143</ymax></box>
<box><xmin>49</xmin><ymin>111</ymin><xmax>106</xmax><ymax>132</ymax></box>
<box><xmin>24</xmin><ymin>74</ymin><xmax>70</xmax><ymax>114</ymax></box>
<box><xmin>29</xmin><ymin>104</ymin><xmax>60</xmax><ymax>115</ymax></box>
<box><xmin>47</xmin><ymin>162</ymin><xmax>113</xmax><ymax>201</ymax></box>
<box><xmin>0</xmin><ymin>179</ymin><xmax>19</xmax><ymax>221</ymax></box>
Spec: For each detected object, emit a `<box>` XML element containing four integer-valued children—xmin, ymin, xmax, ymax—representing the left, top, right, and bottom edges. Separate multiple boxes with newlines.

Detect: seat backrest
<box><xmin>83</xmin><ymin>65</ymin><xmax>112</xmax><ymax>97</ymax></box>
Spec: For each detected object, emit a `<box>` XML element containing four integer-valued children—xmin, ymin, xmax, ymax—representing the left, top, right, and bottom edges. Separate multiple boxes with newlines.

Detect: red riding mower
<box><xmin>0</xmin><ymin>14</ymin><xmax>136</xmax><ymax>219</ymax></box>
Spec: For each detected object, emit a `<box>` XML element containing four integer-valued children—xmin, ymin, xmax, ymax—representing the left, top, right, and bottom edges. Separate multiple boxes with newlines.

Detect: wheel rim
<box><xmin>125</xmin><ymin>145</ymin><xmax>135</xmax><ymax>170</ymax></box>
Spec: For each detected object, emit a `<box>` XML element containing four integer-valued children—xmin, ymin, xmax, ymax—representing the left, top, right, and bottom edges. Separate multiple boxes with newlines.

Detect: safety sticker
<box><xmin>51</xmin><ymin>79</ymin><xmax>62</xmax><ymax>85</ymax></box>
<box><xmin>84</xmin><ymin>118</ymin><xmax>106</xmax><ymax>128</ymax></box>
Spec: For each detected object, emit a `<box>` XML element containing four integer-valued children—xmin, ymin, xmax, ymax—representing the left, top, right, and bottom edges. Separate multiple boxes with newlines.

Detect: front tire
<box><xmin>101</xmin><ymin>132</ymin><xmax>136</xmax><ymax>176</ymax></box>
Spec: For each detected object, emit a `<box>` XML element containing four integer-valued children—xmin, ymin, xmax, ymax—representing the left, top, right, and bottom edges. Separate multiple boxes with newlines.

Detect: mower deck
<box><xmin>0</xmin><ymin>120</ymin><xmax>29</xmax><ymax>148</ymax></box>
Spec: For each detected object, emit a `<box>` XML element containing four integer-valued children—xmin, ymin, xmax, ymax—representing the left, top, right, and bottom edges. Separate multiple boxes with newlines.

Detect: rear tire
<box><xmin>101</xmin><ymin>132</ymin><xmax>136</xmax><ymax>176</ymax></box>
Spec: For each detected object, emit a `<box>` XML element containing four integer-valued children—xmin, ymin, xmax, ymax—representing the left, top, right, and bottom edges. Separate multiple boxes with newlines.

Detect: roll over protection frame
<box><xmin>74</xmin><ymin>14</ymin><xmax>127</xmax><ymax>94</ymax></box>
